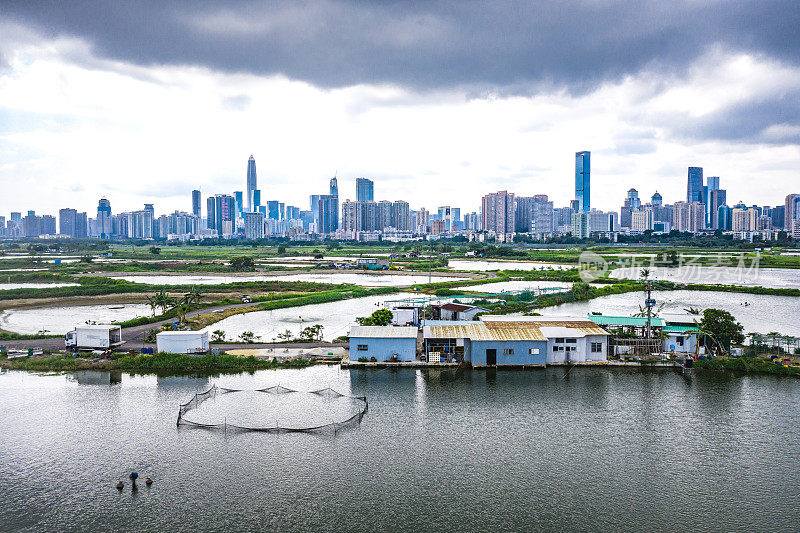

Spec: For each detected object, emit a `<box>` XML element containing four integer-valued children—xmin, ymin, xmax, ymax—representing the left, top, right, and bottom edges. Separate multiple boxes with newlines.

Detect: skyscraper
<box><xmin>704</xmin><ymin>176</ymin><xmax>720</xmax><ymax>226</ymax></box>
<box><xmin>330</xmin><ymin>175</ymin><xmax>339</xmax><ymax>196</ymax></box>
<box><xmin>246</xmin><ymin>155</ymin><xmax>257</xmax><ymax>212</ymax></box>
<box><xmin>481</xmin><ymin>190</ymin><xmax>515</xmax><ymax>234</ymax></box>
<box><xmin>785</xmin><ymin>194</ymin><xmax>800</xmax><ymax>229</ymax></box>
<box><xmin>206</xmin><ymin>197</ymin><xmax>216</xmax><ymax>230</ymax></box>
<box><xmin>318</xmin><ymin>195</ymin><xmax>339</xmax><ymax>234</ymax></box>
<box><xmin>192</xmin><ymin>190</ymin><xmax>201</xmax><ymax>217</ymax></box>
<box><xmin>575</xmin><ymin>151</ymin><xmax>590</xmax><ymax>213</ymax></box>
<box><xmin>356</xmin><ymin>178</ymin><xmax>374</xmax><ymax>203</ymax></box>
<box><xmin>97</xmin><ymin>198</ymin><xmax>111</xmax><ymax>239</ymax></box>
<box><xmin>687</xmin><ymin>167</ymin><xmax>703</xmax><ymax>203</ymax></box>
<box><xmin>709</xmin><ymin>189</ymin><xmax>727</xmax><ymax>229</ymax></box>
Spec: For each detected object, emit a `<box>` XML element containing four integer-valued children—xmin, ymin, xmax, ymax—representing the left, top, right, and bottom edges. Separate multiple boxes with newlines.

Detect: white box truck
<box><xmin>156</xmin><ymin>331</ymin><xmax>210</xmax><ymax>355</ymax></box>
<box><xmin>65</xmin><ymin>325</ymin><xmax>123</xmax><ymax>351</ymax></box>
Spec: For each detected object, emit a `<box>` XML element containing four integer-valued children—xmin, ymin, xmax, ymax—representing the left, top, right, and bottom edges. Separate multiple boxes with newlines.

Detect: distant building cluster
<box><xmin>2</xmin><ymin>152</ymin><xmax>799</xmax><ymax>242</ymax></box>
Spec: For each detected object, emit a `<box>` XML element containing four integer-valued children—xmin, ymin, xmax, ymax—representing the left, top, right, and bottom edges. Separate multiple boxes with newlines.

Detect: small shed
<box><xmin>348</xmin><ymin>326</ymin><xmax>418</xmax><ymax>362</ymax></box>
<box><xmin>433</xmin><ymin>303</ymin><xmax>489</xmax><ymax>321</ymax></box>
<box><xmin>156</xmin><ymin>330</ymin><xmax>210</xmax><ymax>355</ymax></box>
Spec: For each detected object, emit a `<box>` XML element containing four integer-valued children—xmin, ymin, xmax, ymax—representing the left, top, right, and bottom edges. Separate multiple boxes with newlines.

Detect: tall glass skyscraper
<box><xmin>97</xmin><ymin>198</ymin><xmax>111</xmax><ymax>239</ymax></box>
<box><xmin>246</xmin><ymin>155</ymin><xmax>257</xmax><ymax>212</ymax></box>
<box><xmin>574</xmin><ymin>151</ymin><xmax>590</xmax><ymax>213</ymax></box>
<box><xmin>687</xmin><ymin>167</ymin><xmax>703</xmax><ymax>203</ymax></box>
<box><xmin>191</xmin><ymin>190</ymin><xmax>201</xmax><ymax>217</ymax></box>
<box><xmin>330</xmin><ymin>175</ymin><xmax>338</xmax><ymax>196</ymax></box>
<box><xmin>356</xmin><ymin>177</ymin><xmax>374</xmax><ymax>202</ymax></box>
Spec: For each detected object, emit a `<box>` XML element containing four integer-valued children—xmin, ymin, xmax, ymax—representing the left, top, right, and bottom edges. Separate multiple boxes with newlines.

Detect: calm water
<box><xmin>448</xmin><ymin>260</ymin><xmax>573</xmax><ymax>271</ymax></box>
<box><xmin>0</xmin><ymin>304</ymin><xmax>152</xmax><ymax>334</ymax></box>
<box><xmin>0</xmin><ymin>283</ymin><xmax>79</xmax><ymax>290</ymax></box>
<box><xmin>610</xmin><ymin>265</ymin><xmax>800</xmax><ymax>289</ymax></box>
<box><xmin>1</xmin><ymin>366</ymin><xmax>798</xmax><ymax>532</ymax></box>
<box><xmin>544</xmin><ymin>290</ymin><xmax>800</xmax><ymax>337</ymax></box>
<box><xmin>461</xmin><ymin>280</ymin><xmax>571</xmax><ymax>293</ymax></box>
<box><xmin>112</xmin><ymin>273</ymin><xmax>465</xmax><ymax>286</ymax></box>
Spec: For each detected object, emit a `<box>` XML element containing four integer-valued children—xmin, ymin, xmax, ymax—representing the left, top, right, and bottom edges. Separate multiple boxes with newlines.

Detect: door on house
<box><xmin>486</xmin><ymin>349</ymin><xmax>497</xmax><ymax>366</ymax></box>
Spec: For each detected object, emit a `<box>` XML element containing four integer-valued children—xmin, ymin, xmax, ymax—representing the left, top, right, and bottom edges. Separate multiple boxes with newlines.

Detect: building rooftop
<box><xmin>425</xmin><ymin>317</ymin><xmax>608</xmax><ymax>341</ymax></box>
<box><xmin>587</xmin><ymin>315</ymin><xmax>667</xmax><ymax>328</ymax></box>
<box><xmin>157</xmin><ymin>330</ymin><xmax>208</xmax><ymax>337</ymax></box>
<box><xmin>349</xmin><ymin>326</ymin><xmax>418</xmax><ymax>339</ymax></box>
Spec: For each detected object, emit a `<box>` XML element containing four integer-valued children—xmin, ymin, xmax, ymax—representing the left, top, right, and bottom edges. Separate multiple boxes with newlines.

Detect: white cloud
<box><xmin>0</xmin><ymin>35</ymin><xmax>799</xmax><ymax>219</ymax></box>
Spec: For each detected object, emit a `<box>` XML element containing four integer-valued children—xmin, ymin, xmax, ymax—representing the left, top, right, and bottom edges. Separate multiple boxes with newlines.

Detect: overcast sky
<box><xmin>1</xmin><ymin>1</ymin><xmax>799</xmax><ymax>217</ymax></box>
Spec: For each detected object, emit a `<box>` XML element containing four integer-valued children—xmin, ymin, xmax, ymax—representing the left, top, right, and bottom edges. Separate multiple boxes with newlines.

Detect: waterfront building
<box><xmin>191</xmin><ymin>190</ymin><xmax>201</xmax><ymax>217</ymax></box>
<box><xmin>246</xmin><ymin>155</ymin><xmax>257</xmax><ymax>212</ymax></box>
<box><xmin>687</xmin><ymin>167</ymin><xmax>703</xmax><ymax>203</ymax></box>
<box><xmin>348</xmin><ymin>326</ymin><xmax>418</xmax><ymax>362</ymax></box>
<box><xmin>423</xmin><ymin>316</ymin><xmax>609</xmax><ymax>366</ymax></box>
<box><xmin>575</xmin><ymin>151</ymin><xmax>590</xmax><ymax>212</ymax></box>
<box><xmin>356</xmin><ymin>177</ymin><xmax>374</xmax><ymax>202</ymax></box>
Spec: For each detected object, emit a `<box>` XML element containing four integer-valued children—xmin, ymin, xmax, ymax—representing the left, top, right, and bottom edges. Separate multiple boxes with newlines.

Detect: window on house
<box><xmin>566</xmin><ymin>338</ymin><xmax>577</xmax><ymax>344</ymax></box>
<box><xmin>555</xmin><ymin>338</ymin><xmax>565</xmax><ymax>343</ymax></box>
<box><xmin>677</xmin><ymin>337</ymin><xmax>684</xmax><ymax>346</ymax></box>
<box><xmin>357</xmin><ymin>344</ymin><xmax>368</xmax><ymax>351</ymax></box>
<box><xmin>503</xmin><ymin>348</ymin><xmax>514</xmax><ymax>355</ymax></box>
<box><xmin>591</xmin><ymin>342</ymin><xmax>603</xmax><ymax>353</ymax></box>
<box><xmin>553</xmin><ymin>346</ymin><xmax>562</xmax><ymax>352</ymax></box>
<box><xmin>529</xmin><ymin>348</ymin><xmax>539</xmax><ymax>355</ymax></box>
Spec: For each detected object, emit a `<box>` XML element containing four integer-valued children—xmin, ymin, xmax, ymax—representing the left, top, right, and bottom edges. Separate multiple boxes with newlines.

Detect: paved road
<box><xmin>0</xmin><ymin>299</ymin><xmax>345</xmax><ymax>352</ymax></box>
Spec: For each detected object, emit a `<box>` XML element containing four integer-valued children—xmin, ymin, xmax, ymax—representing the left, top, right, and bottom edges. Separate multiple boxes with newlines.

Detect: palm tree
<box><xmin>184</xmin><ymin>285</ymin><xmax>204</xmax><ymax>318</ymax></box>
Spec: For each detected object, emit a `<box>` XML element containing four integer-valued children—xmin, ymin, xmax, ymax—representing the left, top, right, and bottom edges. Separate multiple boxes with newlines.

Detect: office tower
<box><xmin>575</xmin><ymin>151</ymin><xmax>590</xmax><ymax>213</ymax></box>
<box><xmin>192</xmin><ymin>190</ymin><xmax>201</xmax><ymax>217</ymax></box>
<box><xmin>206</xmin><ymin>197</ymin><xmax>216</xmax><ymax>230</ymax></box>
<box><xmin>267</xmin><ymin>200</ymin><xmax>280</xmax><ymax>220</ymax></box>
<box><xmin>246</xmin><ymin>155</ymin><xmax>257</xmax><ymax>212</ymax></box>
<box><xmin>717</xmin><ymin>205</ymin><xmax>732</xmax><ymax>231</ymax></box>
<box><xmin>416</xmin><ymin>208</ymin><xmax>430</xmax><ymax>234</ymax></box>
<box><xmin>481</xmin><ymin>190</ymin><xmax>515</xmax><ymax>234</ymax></box>
<box><xmin>310</xmin><ymin>194</ymin><xmax>321</xmax><ymax>223</ymax></box>
<box><xmin>620</xmin><ymin>188</ymin><xmax>640</xmax><ymax>228</ymax></box>
<box><xmin>770</xmin><ymin>205</ymin><xmax>785</xmax><ymax>230</ymax></box>
<box><xmin>97</xmin><ymin>198</ymin><xmax>112</xmax><ymax>239</ymax></box>
<box><xmin>286</xmin><ymin>206</ymin><xmax>300</xmax><ymax>220</ymax></box>
<box><xmin>785</xmin><ymin>194</ymin><xmax>800</xmax><ymax>229</ymax></box>
<box><xmin>687</xmin><ymin>167</ymin><xmax>703</xmax><ymax>203</ymax></box>
<box><xmin>651</xmin><ymin>192</ymin><xmax>662</xmax><ymax>207</ymax></box>
<box><xmin>244</xmin><ymin>211</ymin><xmax>265</xmax><ymax>240</ymax></box>
<box><xmin>631</xmin><ymin>208</ymin><xmax>653</xmax><ymax>232</ymax></box>
<box><xmin>317</xmin><ymin>195</ymin><xmax>339</xmax><ymax>234</ymax></box>
<box><xmin>234</xmin><ymin>191</ymin><xmax>244</xmax><ymax>218</ymax></box>
<box><xmin>356</xmin><ymin>178</ymin><xmax>374</xmax><ymax>203</ymax></box>
<box><xmin>709</xmin><ymin>189</ymin><xmax>727</xmax><ymax>229</ymax></box>
<box><xmin>703</xmin><ymin>176</ymin><xmax>720</xmax><ymax>226</ymax></box>
<box><xmin>59</xmin><ymin>208</ymin><xmax>77</xmax><ymax>237</ymax></box>
<box><xmin>279</xmin><ymin>202</ymin><xmax>285</xmax><ymax>220</ymax></box>
<box><xmin>330</xmin><ymin>175</ymin><xmax>339</xmax><ymax>197</ymax></box>
<box><xmin>252</xmin><ymin>190</ymin><xmax>261</xmax><ymax>212</ymax></box>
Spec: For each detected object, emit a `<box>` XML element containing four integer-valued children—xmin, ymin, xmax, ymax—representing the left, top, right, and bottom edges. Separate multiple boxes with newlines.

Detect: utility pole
<box><xmin>644</xmin><ymin>280</ymin><xmax>655</xmax><ymax>339</ymax></box>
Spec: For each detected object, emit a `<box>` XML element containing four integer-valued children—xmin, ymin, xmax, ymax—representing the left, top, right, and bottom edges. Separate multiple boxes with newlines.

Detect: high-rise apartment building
<box><xmin>481</xmin><ymin>190</ymin><xmax>515</xmax><ymax>235</ymax></box>
<box><xmin>192</xmin><ymin>190</ymin><xmax>201</xmax><ymax>217</ymax></box>
<box><xmin>244</xmin><ymin>211</ymin><xmax>265</xmax><ymax>240</ymax></box>
<box><xmin>214</xmin><ymin>194</ymin><xmax>236</xmax><ymax>237</ymax></box>
<box><xmin>673</xmin><ymin>201</ymin><xmax>705</xmax><ymax>233</ymax></box>
<box><xmin>59</xmin><ymin>208</ymin><xmax>77</xmax><ymax>237</ymax></box>
<box><xmin>356</xmin><ymin>178</ymin><xmax>374</xmax><ymax>203</ymax></box>
<box><xmin>687</xmin><ymin>167</ymin><xmax>703</xmax><ymax>203</ymax></box>
<box><xmin>246</xmin><ymin>155</ymin><xmax>257</xmax><ymax>212</ymax></box>
<box><xmin>575</xmin><ymin>151</ymin><xmax>590</xmax><ymax>213</ymax></box>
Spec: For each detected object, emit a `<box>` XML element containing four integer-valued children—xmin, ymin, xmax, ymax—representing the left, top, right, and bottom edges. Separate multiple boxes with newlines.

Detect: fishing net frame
<box><xmin>177</xmin><ymin>384</ymin><xmax>368</xmax><ymax>434</ymax></box>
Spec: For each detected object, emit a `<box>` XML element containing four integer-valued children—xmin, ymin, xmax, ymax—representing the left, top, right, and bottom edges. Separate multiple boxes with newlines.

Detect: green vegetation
<box><xmin>0</xmin><ymin>331</ymin><xmax>62</xmax><ymax>341</ymax></box>
<box><xmin>699</xmin><ymin>309</ymin><xmax>745</xmax><ymax>351</ymax></box>
<box><xmin>356</xmin><ymin>308</ymin><xmax>394</xmax><ymax>326</ymax></box>
<box><xmin>694</xmin><ymin>357</ymin><xmax>800</xmax><ymax>376</ymax></box>
<box><xmin>0</xmin><ymin>352</ymin><xmax>316</xmax><ymax>372</ymax></box>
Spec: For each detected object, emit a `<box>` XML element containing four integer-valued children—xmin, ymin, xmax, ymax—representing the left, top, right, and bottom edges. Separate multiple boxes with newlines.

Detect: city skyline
<box><xmin>2</xmin><ymin>4</ymin><xmax>799</xmax><ymax>214</ymax></box>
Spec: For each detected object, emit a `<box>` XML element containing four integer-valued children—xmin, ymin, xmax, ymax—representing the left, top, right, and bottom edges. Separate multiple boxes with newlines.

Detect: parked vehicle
<box><xmin>65</xmin><ymin>325</ymin><xmax>123</xmax><ymax>351</ymax></box>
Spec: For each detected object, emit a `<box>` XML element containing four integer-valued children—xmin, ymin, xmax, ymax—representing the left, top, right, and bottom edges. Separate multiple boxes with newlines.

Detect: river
<box><xmin>0</xmin><ymin>365</ymin><xmax>798</xmax><ymax>532</ymax></box>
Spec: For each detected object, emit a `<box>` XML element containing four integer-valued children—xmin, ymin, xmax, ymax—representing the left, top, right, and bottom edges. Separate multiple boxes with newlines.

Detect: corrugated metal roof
<box><xmin>426</xmin><ymin>323</ymin><xmax>547</xmax><ymax>342</ymax></box>
<box><xmin>349</xmin><ymin>326</ymin><xmax>418</xmax><ymax>339</ymax></box>
<box><xmin>483</xmin><ymin>317</ymin><xmax>609</xmax><ymax>336</ymax></box>
<box><xmin>587</xmin><ymin>315</ymin><xmax>666</xmax><ymax>327</ymax></box>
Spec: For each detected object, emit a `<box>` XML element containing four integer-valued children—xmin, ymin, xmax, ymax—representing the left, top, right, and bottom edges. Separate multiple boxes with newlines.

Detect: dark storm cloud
<box><xmin>4</xmin><ymin>0</ymin><xmax>800</xmax><ymax>92</ymax></box>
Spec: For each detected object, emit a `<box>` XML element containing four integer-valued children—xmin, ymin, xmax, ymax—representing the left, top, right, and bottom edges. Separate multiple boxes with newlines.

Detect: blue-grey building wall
<box><xmin>349</xmin><ymin>337</ymin><xmax>417</xmax><ymax>362</ymax></box>
<box><xmin>467</xmin><ymin>340</ymin><xmax>547</xmax><ymax>366</ymax></box>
